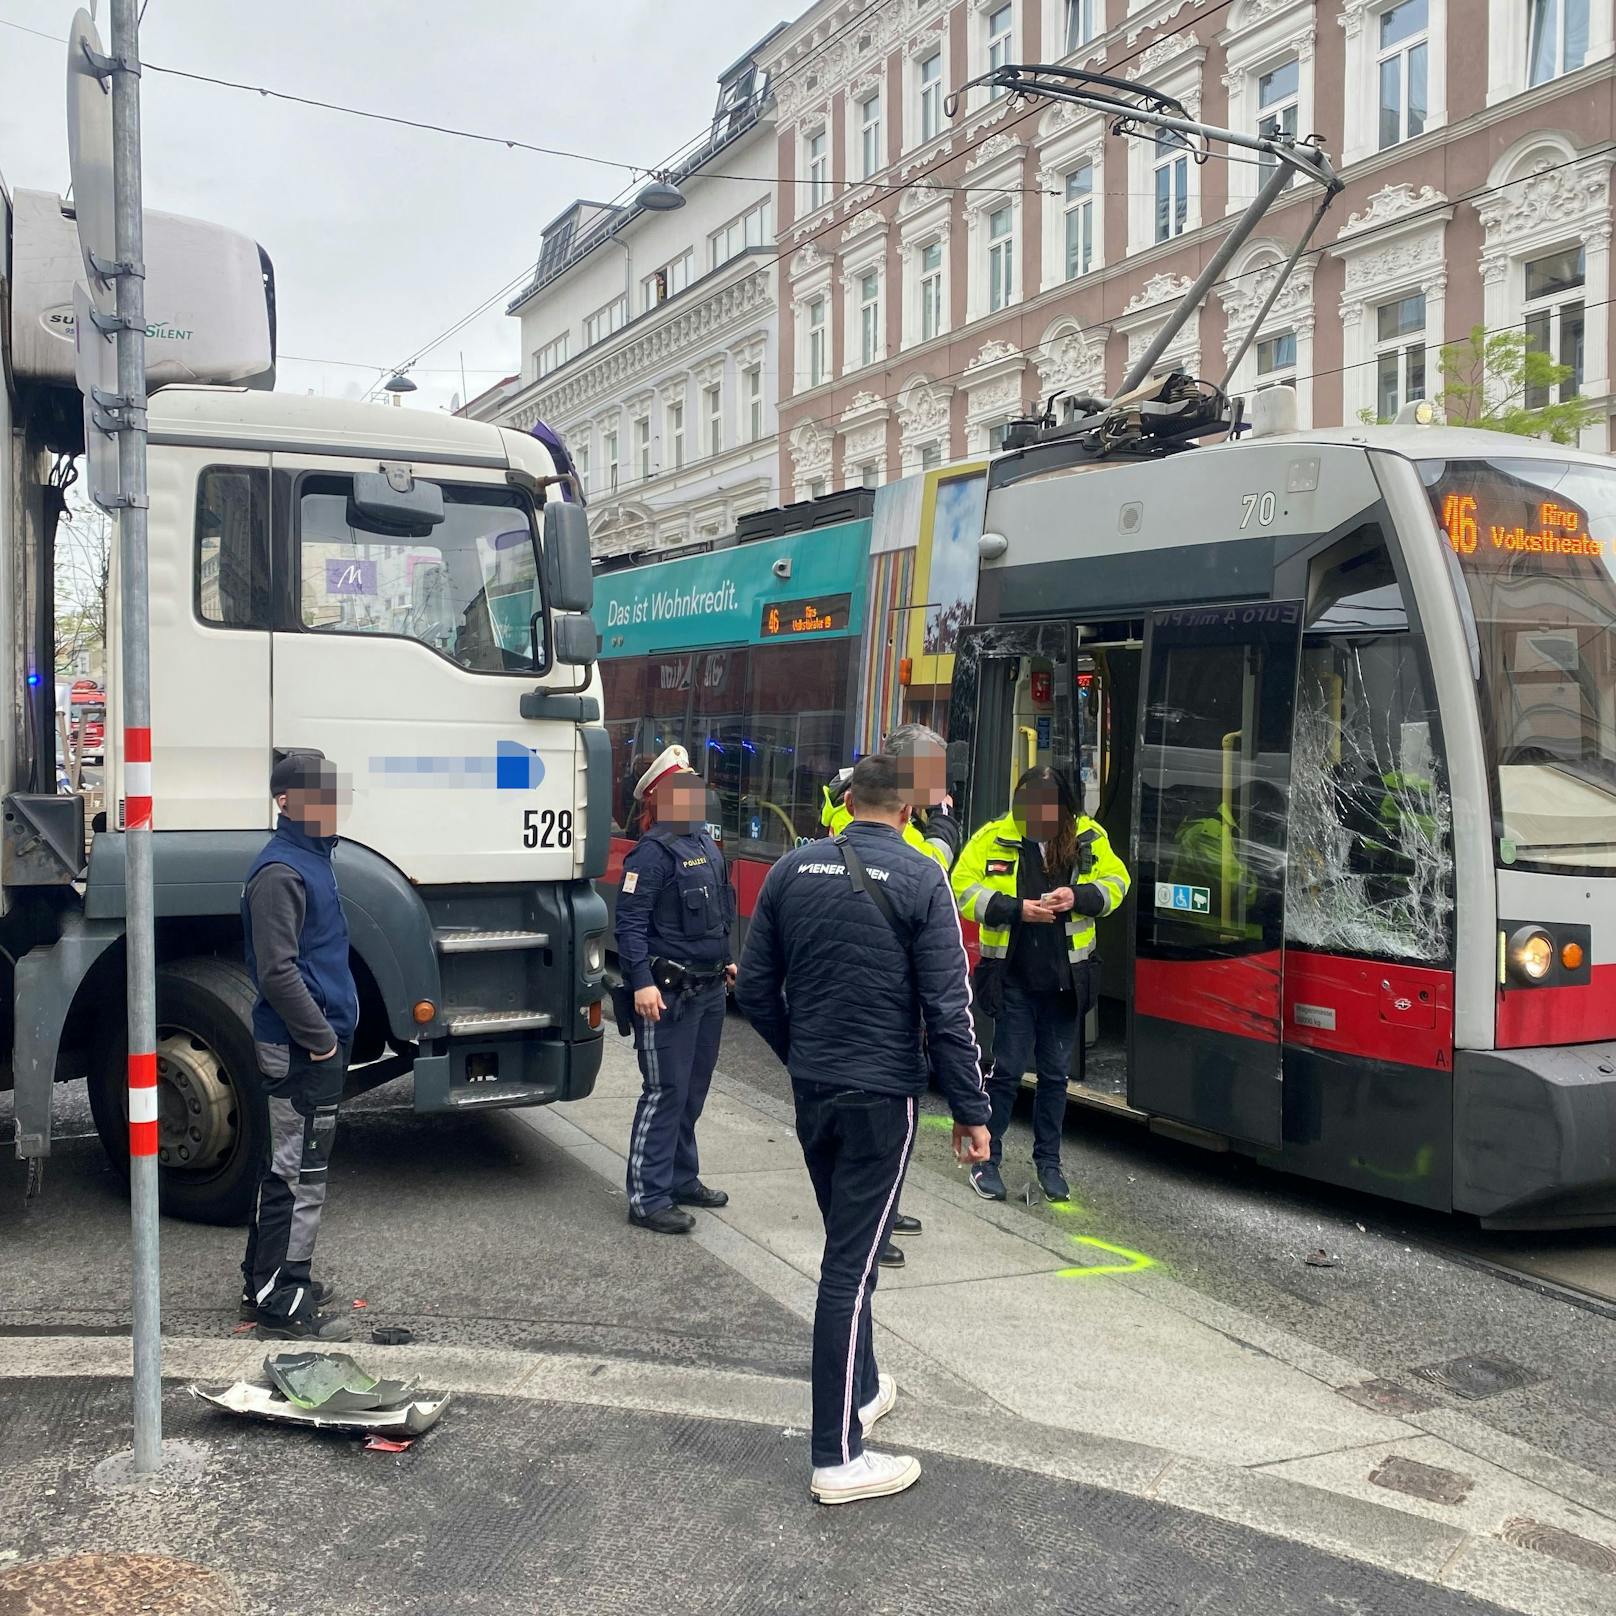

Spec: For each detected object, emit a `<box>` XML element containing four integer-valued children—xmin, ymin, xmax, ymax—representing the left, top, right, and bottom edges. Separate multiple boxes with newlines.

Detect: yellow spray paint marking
<box><xmin>1057</xmin><ymin>1236</ymin><xmax>1157</xmax><ymax>1278</ymax></box>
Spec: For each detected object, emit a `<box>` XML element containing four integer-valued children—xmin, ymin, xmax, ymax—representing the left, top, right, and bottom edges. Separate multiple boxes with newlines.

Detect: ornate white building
<box><xmin>466</xmin><ymin>35</ymin><xmax>785</xmax><ymax>557</ymax></box>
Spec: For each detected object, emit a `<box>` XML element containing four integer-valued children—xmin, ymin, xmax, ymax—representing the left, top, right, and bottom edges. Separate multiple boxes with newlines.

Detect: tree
<box><xmin>1360</xmin><ymin>324</ymin><xmax>1601</xmax><ymax>442</ymax></box>
<box><xmin>54</xmin><ymin>500</ymin><xmax>112</xmax><ymax>677</ymax></box>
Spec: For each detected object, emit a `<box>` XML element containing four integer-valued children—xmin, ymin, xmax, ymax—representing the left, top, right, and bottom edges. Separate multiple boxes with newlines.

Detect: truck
<box><xmin>1</xmin><ymin>178</ymin><xmax>611</xmax><ymax>1223</ymax></box>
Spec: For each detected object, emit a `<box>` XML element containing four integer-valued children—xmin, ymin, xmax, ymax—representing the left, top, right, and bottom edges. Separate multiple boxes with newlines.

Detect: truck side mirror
<box><xmin>543</xmin><ymin>501</ymin><xmax>594</xmax><ymax>612</ymax></box>
<box><xmin>552</xmin><ymin>611</ymin><xmax>598</xmax><ymax>667</ymax></box>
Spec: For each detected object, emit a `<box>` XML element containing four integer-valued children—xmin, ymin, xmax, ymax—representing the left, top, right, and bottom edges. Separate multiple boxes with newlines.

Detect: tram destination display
<box><xmin>759</xmin><ymin>593</ymin><xmax>852</xmax><ymax>638</ymax></box>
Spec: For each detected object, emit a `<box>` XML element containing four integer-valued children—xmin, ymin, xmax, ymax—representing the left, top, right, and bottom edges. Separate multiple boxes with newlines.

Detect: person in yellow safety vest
<box><xmin>821</xmin><ymin>723</ymin><xmax>962</xmax><ymax>876</ymax></box>
<box><xmin>953</xmin><ymin>765</ymin><xmax>1130</xmax><ymax>1205</ymax></box>
<box><xmin>821</xmin><ymin>724</ymin><xmax>962</xmax><ymax>1270</ymax></box>
<box><xmin>1169</xmin><ymin>801</ymin><xmax>1257</xmax><ymax>918</ymax></box>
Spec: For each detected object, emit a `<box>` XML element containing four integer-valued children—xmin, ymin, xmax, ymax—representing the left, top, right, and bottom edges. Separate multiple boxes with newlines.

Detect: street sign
<box><xmin>66</xmin><ymin>9</ymin><xmax>116</xmax><ymax>312</ymax></box>
<box><xmin>73</xmin><ymin>281</ymin><xmax>121</xmax><ymax>507</ymax></box>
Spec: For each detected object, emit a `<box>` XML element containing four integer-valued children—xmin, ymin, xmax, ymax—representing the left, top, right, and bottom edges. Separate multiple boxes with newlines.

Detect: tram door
<box><xmin>1129</xmin><ymin>603</ymin><xmax>1303</xmax><ymax>1147</ymax></box>
<box><xmin>949</xmin><ymin>622</ymin><xmax>1079</xmax><ymax>830</ymax></box>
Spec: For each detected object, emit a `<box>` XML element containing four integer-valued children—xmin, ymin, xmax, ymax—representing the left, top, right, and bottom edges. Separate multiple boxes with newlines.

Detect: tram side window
<box><xmin>1286</xmin><ymin>529</ymin><xmax>1454</xmax><ymax>963</ymax></box>
<box><xmin>687</xmin><ymin>650</ymin><xmax>748</xmax><ymax>845</ymax></box>
<box><xmin>600</xmin><ymin>658</ymin><xmax>650</xmax><ymax>836</ymax></box>
<box><xmin>743</xmin><ymin>641</ymin><xmax>852</xmax><ymax>855</ymax></box>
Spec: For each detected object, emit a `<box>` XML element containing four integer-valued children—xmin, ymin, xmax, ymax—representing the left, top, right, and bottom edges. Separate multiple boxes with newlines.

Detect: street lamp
<box><xmin>383</xmin><ymin>372</ymin><xmax>417</xmax><ymax>408</ymax></box>
<box><xmin>635</xmin><ymin>175</ymin><xmax>686</xmax><ymax>212</ymax></box>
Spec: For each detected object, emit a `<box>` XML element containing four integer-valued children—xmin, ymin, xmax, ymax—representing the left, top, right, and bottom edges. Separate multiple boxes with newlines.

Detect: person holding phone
<box><xmin>952</xmin><ymin>765</ymin><xmax>1130</xmax><ymax>1203</ymax></box>
<box><xmin>240</xmin><ymin>750</ymin><xmax>359</xmax><ymax>1341</ymax></box>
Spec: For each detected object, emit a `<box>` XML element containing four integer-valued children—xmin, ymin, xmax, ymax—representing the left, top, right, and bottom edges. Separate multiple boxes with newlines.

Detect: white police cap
<box><xmin>633</xmin><ymin>744</ymin><xmax>696</xmax><ymax>801</ymax></box>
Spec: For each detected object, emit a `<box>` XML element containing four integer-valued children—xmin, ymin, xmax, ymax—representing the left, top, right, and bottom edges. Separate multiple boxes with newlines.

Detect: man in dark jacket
<box><xmin>240</xmin><ymin>750</ymin><xmax>359</xmax><ymax>1342</ymax></box>
<box><xmin>737</xmin><ymin>753</ymin><xmax>990</xmax><ymax>1506</ymax></box>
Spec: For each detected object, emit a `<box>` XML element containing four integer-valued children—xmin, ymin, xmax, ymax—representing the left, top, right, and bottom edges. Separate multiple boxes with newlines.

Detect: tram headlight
<box><xmin>1507</xmin><ymin>926</ymin><xmax>1555</xmax><ymax>983</ymax></box>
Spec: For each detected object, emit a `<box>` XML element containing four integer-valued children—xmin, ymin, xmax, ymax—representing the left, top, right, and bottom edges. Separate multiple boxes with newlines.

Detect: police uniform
<box><xmin>615</xmin><ymin>747</ymin><xmax>735</xmax><ymax>1229</ymax></box>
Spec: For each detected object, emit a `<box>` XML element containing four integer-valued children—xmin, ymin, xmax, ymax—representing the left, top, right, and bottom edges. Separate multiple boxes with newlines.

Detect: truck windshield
<box><xmin>299</xmin><ymin>475</ymin><xmax>544</xmax><ymax>673</ymax></box>
<box><xmin>1420</xmin><ymin>455</ymin><xmax>1616</xmax><ymax>872</ymax></box>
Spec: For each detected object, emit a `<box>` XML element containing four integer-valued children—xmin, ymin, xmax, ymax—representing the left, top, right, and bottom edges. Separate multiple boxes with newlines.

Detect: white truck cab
<box><xmin>3</xmin><ymin>182</ymin><xmax>610</xmax><ymax>1221</ymax></box>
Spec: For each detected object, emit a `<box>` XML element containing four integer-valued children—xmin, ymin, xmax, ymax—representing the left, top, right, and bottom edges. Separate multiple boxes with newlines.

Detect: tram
<box><xmin>949</xmin><ymin>397</ymin><xmax>1616</xmax><ymax>1230</ymax></box>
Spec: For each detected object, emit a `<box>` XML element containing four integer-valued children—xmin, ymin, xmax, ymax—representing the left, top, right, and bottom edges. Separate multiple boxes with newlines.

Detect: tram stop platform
<box><xmin>3</xmin><ymin>1028</ymin><xmax>1616</xmax><ymax>1616</ymax></box>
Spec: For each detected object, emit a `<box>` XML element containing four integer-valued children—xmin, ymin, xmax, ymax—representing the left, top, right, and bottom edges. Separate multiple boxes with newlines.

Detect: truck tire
<box><xmin>88</xmin><ymin>957</ymin><xmax>269</xmax><ymax>1227</ymax></box>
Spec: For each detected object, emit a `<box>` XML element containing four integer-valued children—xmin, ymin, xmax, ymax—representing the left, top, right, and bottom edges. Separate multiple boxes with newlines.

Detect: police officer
<box><xmin>615</xmin><ymin>744</ymin><xmax>736</xmax><ymax>1234</ymax></box>
<box><xmin>953</xmin><ymin>764</ymin><xmax>1130</xmax><ymax>1203</ymax></box>
<box><xmin>821</xmin><ymin>723</ymin><xmax>960</xmax><ymax>1268</ymax></box>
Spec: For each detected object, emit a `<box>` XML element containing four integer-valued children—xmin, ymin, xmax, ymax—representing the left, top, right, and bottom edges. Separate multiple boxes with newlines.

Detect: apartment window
<box><xmin>919</xmin><ymin>52</ymin><xmax>943</xmax><ymax>142</ymax></box>
<box><xmin>808</xmin><ymin>297</ymin><xmax>827</xmax><ymax>387</ymax></box>
<box><xmin>859</xmin><ymin>271</ymin><xmax>882</xmax><ymax>367</ymax></box>
<box><xmin>1064</xmin><ymin>0</ymin><xmax>1097</xmax><ymax>52</ymax></box>
<box><xmin>603</xmin><ymin>429</ymin><xmax>620</xmax><ymax>493</ymax></box>
<box><xmin>1378</xmin><ymin>0</ymin><xmax>1429</xmax><ymax>150</ymax></box>
<box><xmin>986</xmin><ymin>5</ymin><xmax>1014</xmax><ymax>96</ymax></box>
<box><xmin>667</xmin><ymin>401</ymin><xmax>685</xmax><ymax>470</ymax></box>
<box><xmin>744</xmin><ymin>364</ymin><xmax>764</xmax><ymax>441</ymax></box>
<box><xmin>920</xmin><ymin>442</ymin><xmax>943</xmax><ymax>472</ymax></box>
<box><xmin>710</xmin><ymin>198</ymin><xmax>773</xmax><ymax>269</ymax></box>
<box><xmin>1153</xmin><ymin>136</ymin><xmax>1189</xmax><ymax>243</ymax></box>
<box><xmin>533</xmin><ymin>334</ymin><xmax>569</xmax><ymax>380</ymax></box>
<box><xmin>1063</xmin><ymin>163</ymin><xmax>1094</xmax><ymax>280</ymax></box>
<box><xmin>635</xmin><ymin>416</ymin><xmax>651</xmax><ymax>482</ymax></box>
<box><xmin>704</xmin><ymin>383</ymin><xmax>724</xmax><ymax>456</ymax></box>
<box><xmin>642</xmin><ymin>250</ymin><xmax>694</xmax><ymax>311</ymax></box>
<box><xmin>574</xmin><ymin>442</ymin><xmax>590</xmax><ymax>495</ymax></box>
<box><xmin>1375</xmin><ymin>294</ymin><xmax>1427</xmax><ymax>419</ymax></box>
<box><xmin>583</xmin><ymin>295</ymin><xmax>628</xmax><ymax>348</ymax></box>
<box><xmin>920</xmin><ymin>241</ymin><xmax>944</xmax><ymax>341</ymax></box>
<box><xmin>987</xmin><ymin>422</ymin><xmax>1012</xmax><ymax>452</ymax></box>
<box><xmin>1256</xmin><ymin>330</ymin><xmax>1298</xmax><ymax>382</ymax></box>
<box><xmin>1256</xmin><ymin>58</ymin><xmax>1299</xmax><ymax>191</ymax></box>
<box><xmin>1523</xmin><ymin>246</ymin><xmax>1586</xmax><ymax>407</ymax></box>
<box><xmin>806</xmin><ymin>129</ymin><xmax>829</xmax><ymax>211</ymax></box>
<box><xmin>988</xmin><ymin>206</ymin><xmax>1014</xmax><ymax>313</ymax></box>
<box><xmin>859</xmin><ymin>461</ymin><xmax>882</xmax><ymax>489</ymax></box>
<box><xmin>1529</xmin><ymin>0</ymin><xmax>1589</xmax><ymax>85</ymax></box>
<box><xmin>807</xmin><ymin>477</ymin><xmax>827</xmax><ymax>500</ymax></box>
<box><xmin>860</xmin><ymin>92</ymin><xmax>883</xmax><ymax>179</ymax></box>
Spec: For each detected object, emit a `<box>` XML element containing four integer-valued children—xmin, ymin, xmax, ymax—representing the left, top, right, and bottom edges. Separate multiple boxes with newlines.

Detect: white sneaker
<box><xmin>810</xmin><ymin>1448</ymin><xmax>922</xmax><ymax>1505</ymax></box>
<box><xmin>859</xmin><ymin>1373</ymin><xmax>896</xmax><ymax>1438</ymax></box>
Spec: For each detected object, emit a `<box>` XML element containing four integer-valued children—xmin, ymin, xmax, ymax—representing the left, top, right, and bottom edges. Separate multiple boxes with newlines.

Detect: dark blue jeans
<box><xmin>793</xmin><ymin>1081</ymin><xmax>916</xmax><ymax>1469</ymax></box>
<box><xmin>988</xmin><ymin>980</ymin><xmax>1078</xmax><ymax>1169</ymax></box>
<box><xmin>627</xmin><ymin>982</ymin><xmax>726</xmax><ymax>1215</ymax></box>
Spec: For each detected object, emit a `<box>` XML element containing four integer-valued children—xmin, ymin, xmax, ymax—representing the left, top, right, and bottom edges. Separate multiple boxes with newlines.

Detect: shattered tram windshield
<box><xmin>1421</xmin><ymin>456</ymin><xmax>1616</xmax><ymax>872</ymax></box>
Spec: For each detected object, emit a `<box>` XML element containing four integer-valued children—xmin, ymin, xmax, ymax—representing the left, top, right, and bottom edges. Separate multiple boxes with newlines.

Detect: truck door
<box><xmin>269</xmin><ymin>455</ymin><xmax>582</xmax><ymax>887</ymax></box>
<box><xmin>1129</xmin><ymin>602</ymin><xmax>1302</xmax><ymax>1146</ymax></box>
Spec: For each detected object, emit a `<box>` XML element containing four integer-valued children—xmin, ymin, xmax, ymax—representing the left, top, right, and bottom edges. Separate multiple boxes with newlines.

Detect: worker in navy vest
<box><xmin>615</xmin><ymin>744</ymin><xmax>736</xmax><ymax>1234</ymax></box>
<box><xmin>240</xmin><ymin>750</ymin><xmax>360</xmax><ymax>1341</ymax></box>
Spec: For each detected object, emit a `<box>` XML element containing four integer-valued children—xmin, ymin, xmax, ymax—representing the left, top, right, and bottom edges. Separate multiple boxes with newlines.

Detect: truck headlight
<box><xmin>1507</xmin><ymin>926</ymin><xmax>1554</xmax><ymax>983</ymax></box>
<box><xmin>584</xmin><ymin>934</ymin><xmax>605</xmax><ymax>976</ymax></box>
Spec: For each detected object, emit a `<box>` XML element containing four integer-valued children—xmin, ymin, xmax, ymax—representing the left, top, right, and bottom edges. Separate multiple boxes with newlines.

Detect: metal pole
<box><xmin>109</xmin><ymin>0</ymin><xmax>162</xmax><ymax>1474</ymax></box>
<box><xmin>1114</xmin><ymin>156</ymin><xmax>1295</xmax><ymax>401</ymax></box>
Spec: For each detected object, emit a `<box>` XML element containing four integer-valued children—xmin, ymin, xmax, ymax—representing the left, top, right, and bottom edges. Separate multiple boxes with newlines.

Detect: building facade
<box><xmin>471</xmin><ymin>38</ymin><xmax>785</xmax><ymax>558</ymax></box>
<box><xmin>760</xmin><ymin>0</ymin><xmax>1616</xmax><ymax>498</ymax></box>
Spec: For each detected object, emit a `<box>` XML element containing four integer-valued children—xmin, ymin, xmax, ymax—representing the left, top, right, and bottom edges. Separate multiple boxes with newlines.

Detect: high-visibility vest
<box><xmin>820</xmin><ymin>783</ymin><xmax>953</xmax><ymax>871</ymax></box>
<box><xmin>952</xmin><ymin>812</ymin><xmax>1130</xmax><ymax>963</ymax></box>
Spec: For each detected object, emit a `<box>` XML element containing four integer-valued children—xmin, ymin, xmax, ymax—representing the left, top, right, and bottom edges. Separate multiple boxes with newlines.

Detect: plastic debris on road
<box><xmin>363</xmin><ymin>1435</ymin><xmax>414</xmax><ymax>1453</ymax></box>
<box><xmin>187</xmin><ymin>1350</ymin><xmax>450</xmax><ymax>1437</ymax></box>
<box><xmin>1303</xmin><ymin>1249</ymin><xmax>1340</xmax><ymax>1267</ymax></box>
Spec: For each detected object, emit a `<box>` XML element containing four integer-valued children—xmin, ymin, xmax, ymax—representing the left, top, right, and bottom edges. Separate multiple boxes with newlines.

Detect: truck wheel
<box><xmin>88</xmin><ymin>957</ymin><xmax>269</xmax><ymax>1226</ymax></box>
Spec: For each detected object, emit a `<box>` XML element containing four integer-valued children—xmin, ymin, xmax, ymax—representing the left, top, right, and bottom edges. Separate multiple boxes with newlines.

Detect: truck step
<box><xmin>445</xmin><ymin>1008</ymin><xmax>556</xmax><ymax>1036</ymax></box>
<box><xmin>434</xmin><ymin>928</ymin><xmax>551</xmax><ymax>954</ymax></box>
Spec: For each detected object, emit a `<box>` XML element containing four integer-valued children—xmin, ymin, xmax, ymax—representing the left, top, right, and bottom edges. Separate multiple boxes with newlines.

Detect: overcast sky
<box><xmin>1</xmin><ymin>0</ymin><xmax>791</xmax><ymax>412</ymax></box>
